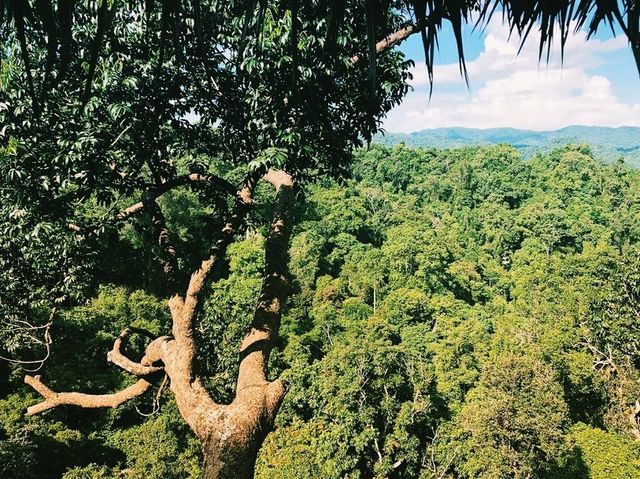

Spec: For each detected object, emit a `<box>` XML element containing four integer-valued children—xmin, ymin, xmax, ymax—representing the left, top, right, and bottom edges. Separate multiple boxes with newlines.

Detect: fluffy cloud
<box><xmin>383</xmin><ymin>20</ymin><xmax>640</xmax><ymax>132</ymax></box>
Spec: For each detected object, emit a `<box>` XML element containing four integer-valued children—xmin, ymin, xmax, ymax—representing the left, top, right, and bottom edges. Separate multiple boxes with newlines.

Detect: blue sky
<box><xmin>384</xmin><ymin>19</ymin><xmax>640</xmax><ymax>133</ymax></box>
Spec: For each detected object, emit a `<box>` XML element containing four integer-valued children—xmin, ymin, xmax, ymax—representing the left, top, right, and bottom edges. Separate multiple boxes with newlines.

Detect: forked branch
<box><xmin>171</xmin><ymin>171</ymin><xmax>261</xmax><ymax>381</ymax></box>
<box><xmin>25</xmin><ymin>328</ymin><xmax>169</xmax><ymax>416</ymax></box>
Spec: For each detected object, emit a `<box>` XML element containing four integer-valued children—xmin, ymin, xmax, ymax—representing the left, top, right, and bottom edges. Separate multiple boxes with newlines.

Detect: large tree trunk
<box><xmin>201</xmin><ymin>381</ymin><xmax>285</xmax><ymax>479</ymax></box>
<box><xmin>202</xmin><ymin>419</ymin><xmax>262</xmax><ymax>479</ymax></box>
<box><xmin>178</xmin><ymin>170</ymin><xmax>293</xmax><ymax>478</ymax></box>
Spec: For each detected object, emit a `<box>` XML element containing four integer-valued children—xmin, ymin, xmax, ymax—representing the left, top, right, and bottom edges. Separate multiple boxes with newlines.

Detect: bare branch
<box><xmin>0</xmin><ymin>309</ymin><xmax>55</xmax><ymax>372</ymax></box>
<box><xmin>24</xmin><ymin>375</ymin><xmax>153</xmax><ymax>416</ymax></box>
<box><xmin>581</xmin><ymin>339</ymin><xmax>618</xmax><ymax>374</ymax></box>
<box><xmin>136</xmin><ymin>373</ymin><xmax>169</xmax><ymax>417</ymax></box>
<box><xmin>109</xmin><ymin>124</ymin><xmax>132</xmax><ymax>148</ymax></box>
<box><xmin>106</xmin><ymin>328</ymin><xmax>165</xmax><ymax>376</ymax></box>
<box><xmin>351</xmin><ymin>22</ymin><xmax>418</xmax><ymax>64</ymax></box>
<box><xmin>23</xmin><ymin>327</ymin><xmax>172</xmax><ymax>416</ymax></box>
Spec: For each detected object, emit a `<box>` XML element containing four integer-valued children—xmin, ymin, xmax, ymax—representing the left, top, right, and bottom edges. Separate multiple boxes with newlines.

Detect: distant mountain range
<box><xmin>374</xmin><ymin>126</ymin><xmax>640</xmax><ymax>167</ymax></box>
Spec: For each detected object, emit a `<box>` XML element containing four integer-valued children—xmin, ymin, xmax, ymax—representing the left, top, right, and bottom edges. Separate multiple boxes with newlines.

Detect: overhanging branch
<box><xmin>69</xmin><ymin>173</ymin><xmax>236</xmax><ymax>233</ymax></box>
<box><xmin>351</xmin><ymin>22</ymin><xmax>419</xmax><ymax>64</ymax></box>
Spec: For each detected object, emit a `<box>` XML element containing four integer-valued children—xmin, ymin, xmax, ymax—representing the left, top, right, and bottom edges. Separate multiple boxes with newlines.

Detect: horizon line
<box><xmin>380</xmin><ymin>125</ymin><xmax>640</xmax><ymax>135</ymax></box>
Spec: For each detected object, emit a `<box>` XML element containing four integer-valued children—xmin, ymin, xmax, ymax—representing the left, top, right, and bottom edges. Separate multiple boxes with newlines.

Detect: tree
<box><xmin>2</xmin><ymin>1</ymin><xmax>640</xmax><ymax>478</ymax></box>
<box><xmin>568</xmin><ymin>423</ymin><xmax>640</xmax><ymax>479</ymax></box>
<box><xmin>0</xmin><ymin>2</ymin><xmax>411</xmax><ymax>478</ymax></box>
<box><xmin>456</xmin><ymin>354</ymin><xmax>570</xmax><ymax>479</ymax></box>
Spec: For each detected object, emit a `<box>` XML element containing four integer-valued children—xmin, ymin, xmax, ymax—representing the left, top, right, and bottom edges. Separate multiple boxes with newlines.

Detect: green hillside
<box><xmin>3</xmin><ymin>144</ymin><xmax>640</xmax><ymax>479</ymax></box>
<box><xmin>375</xmin><ymin>126</ymin><xmax>640</xmax><ymax>167</ymax></box>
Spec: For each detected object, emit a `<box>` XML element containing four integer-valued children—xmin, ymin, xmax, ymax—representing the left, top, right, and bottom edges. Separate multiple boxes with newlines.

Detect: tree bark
<box><xmin>201</xmin><ymin>380</ymin><xmax>286</xmax><ymax>479</ymax></box>
<box><xmin>199</xmin><ymin>171</ymin><xmax>293</xmax><ymax>479</ymax></box>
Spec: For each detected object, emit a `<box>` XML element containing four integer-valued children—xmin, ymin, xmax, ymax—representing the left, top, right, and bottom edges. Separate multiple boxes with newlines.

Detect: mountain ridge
<box><xmin>374</xmin><ymin>125</ymin><xmax>640</xmax><ymax>166</ymax></box>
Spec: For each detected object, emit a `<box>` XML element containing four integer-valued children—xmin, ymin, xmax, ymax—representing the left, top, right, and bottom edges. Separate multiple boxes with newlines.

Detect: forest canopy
<box><xmin>2</xmin><ymin>143</ymin><xmax>640</xmax><ymax>478</ymax></box>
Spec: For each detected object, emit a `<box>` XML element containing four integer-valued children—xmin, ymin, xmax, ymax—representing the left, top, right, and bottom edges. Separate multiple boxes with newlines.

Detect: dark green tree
<box><xmin>0</xmin><ymin>2</ymin><xmax>411</xmax><ymax>477</ymax></box>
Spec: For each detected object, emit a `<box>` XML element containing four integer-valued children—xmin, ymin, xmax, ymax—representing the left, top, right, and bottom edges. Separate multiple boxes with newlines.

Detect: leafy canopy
<box><xmin>0</xmin><ymin>0</ymin><xmax>412</xmax><ymax>357</ymax></box>
<box><xmin>1</xmin><ymin>1</ymin><xmax>639</xmax><ymax>95</ymax></box>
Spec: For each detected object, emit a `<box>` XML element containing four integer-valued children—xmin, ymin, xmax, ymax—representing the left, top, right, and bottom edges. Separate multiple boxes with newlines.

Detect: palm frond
<box><xmin>479</xmin><ymin>0</ymin><xmax>638</xmax><ymax>71</ymax></box>
<box><xmin>82</xmin><ymin>0</ymin><xmax>117</xmax><ymax>103</ymax></box>
<box><xmin>365</xmin><ymin>0</ymin><xmax>378</xmax><ymax>95</ymax></box>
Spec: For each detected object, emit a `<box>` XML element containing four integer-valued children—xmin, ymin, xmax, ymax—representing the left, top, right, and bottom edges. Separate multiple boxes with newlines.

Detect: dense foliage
<box><xmin>2</xmin><ymin>0</ymin><xmax>640</xmax><ymax>97</ymax></box>
<box><xmin>2</xmin><ymin>144</ymin><xmax>640</xmax><ymax>478</ymax></box>
<box><xmin>0</xmin><ymin>0</ymin><xmax>412</xmax><ymax>361</ymax></box>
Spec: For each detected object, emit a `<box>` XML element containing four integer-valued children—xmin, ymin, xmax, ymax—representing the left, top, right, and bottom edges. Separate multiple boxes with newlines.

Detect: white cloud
<box><xmin>384</xmin><ymin>19</ymin><xmax>640</xmax><ymax>132</ymax></box>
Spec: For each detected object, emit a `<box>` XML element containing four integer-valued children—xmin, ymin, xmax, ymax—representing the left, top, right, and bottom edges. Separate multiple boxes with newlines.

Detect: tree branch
<box><xmin>351</xmin><ymin>22</ymin><xmax>418</xmax><ymax>64</ymax></box>
<box><xmin>116</xmin><ymin>173</ymin><xmax>236</xmax><ymax>222</ymax></box>
<box><xmin>69</xmin><ymin>173</ymin><xmax>236</xmax><ymax>233</ymax></box>
<box><xmin>106</xmin><ymin>328</ymin><xmax>165</xmax><ymax>376</ymax></box>
<box><xmin>147</xmin><ymin>200</ymin><xmax>181</xmax><ymax>292</ymax></box>
<box><xmin>24</xmin><ymin>332</ymin><xmax>215</xmax><ymax>439</ymax></box>
<box><xmin>24</xmin><ymin>375</ymin><xmax>153</xmax><ymax>416</ymax></box>
<box><xmin>24</xmin><ymin>327</ymin><xmax>172</xmax><ymax>416</ymax></box>
<box><xmin>237</xmin><ymin>170</ymin><xmax>295</xmax><ymax>393</ymax></box>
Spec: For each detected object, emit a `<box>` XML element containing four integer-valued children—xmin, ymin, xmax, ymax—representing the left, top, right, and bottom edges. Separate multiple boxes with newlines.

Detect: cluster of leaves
<box><xmin>0</xmin><ymin>139</ymin><xmax>93</xmax><ymax>360</ymax></box>
<box><xmin>1</xmin><ymin>1</ymin><xmax>639</xmax><ymax>99</ymax></box>
<box><xmin>0</xmin><ymin>1</ymin><xmax>413</xmax><ymax>197</ymax></box>
<box><xmin>3</xmin><ymin>144</ymin><xmax>640</xmax><ymax>477</ymax></box>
